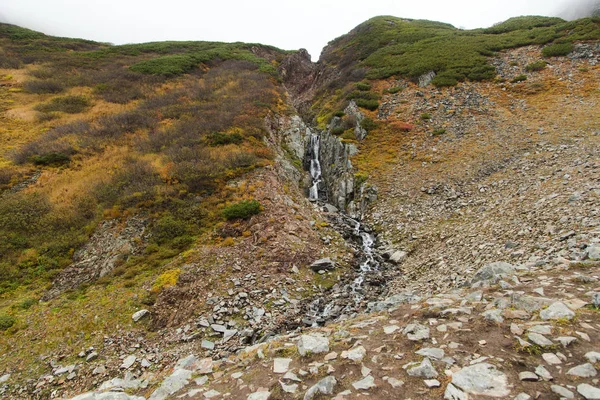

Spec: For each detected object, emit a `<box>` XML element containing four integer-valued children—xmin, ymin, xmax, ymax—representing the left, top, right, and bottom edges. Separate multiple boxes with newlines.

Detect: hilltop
<box><xmin>0</xmin><ymin>14</ymin><xmax>599</xmax><ymax>400</ymax></box>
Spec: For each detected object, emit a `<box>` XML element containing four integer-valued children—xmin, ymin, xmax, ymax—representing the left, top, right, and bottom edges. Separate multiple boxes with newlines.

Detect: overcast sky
<box><xmin>0</xmin><ymin>0</ymin><xmax>593</xmax><ymax>60</ymax></box>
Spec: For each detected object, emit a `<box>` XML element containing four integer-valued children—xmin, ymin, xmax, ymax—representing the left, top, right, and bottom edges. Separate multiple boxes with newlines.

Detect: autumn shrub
<box><xmin>130</xmin><ymin>54</ymin><xmax>199</xmax><ymax>76</ymax></box>
<box><xmin>90</xmin><ymin>110</ymin><xmax>157</xmax><ymax>139</ymax></box>
<box><xmin>152</xmin><ymin>215</ymin><xmax>189</xmax><ymax>245</ymax></box>
<box><xmin>511</xmin><ymin>74</ymin><xmax>528</xmax><ymax>83</ymax></box>
<box><xmin>222</xmin><ymin>200</ymin><xmax>261</xmax><ymax>220</ymax></box>
<box><xmin>360</xmin><ymin>117</ymin><xmax>377</xmax><ymax>131</ymax></box>
<box><xmin>355</xmin><ymin>99</ymin><xmax>379</xmax><ymax>111</ymax></box>
<box><xmin>525</xmin><ymin>60</ymin><xmax>547</xmax><ymax>72</ymax></box>
<box><xmin>355</xmin><ymin>82</ymin><xmax>372</xmax><ymax>91</ymax></box>
<box><xmin>23</xmin><ymin>80</ymin><xmax>65</xmax><ymax>94</ymax></box>
<box><xmin>35</xmin><ymin>95</ymin><xmax>91</xmax><ymax>114</ymax></box>
<box><xmin>208</xmin><ymin>132</ymin><xmax>244</xmax><ymax>146</ymax></box>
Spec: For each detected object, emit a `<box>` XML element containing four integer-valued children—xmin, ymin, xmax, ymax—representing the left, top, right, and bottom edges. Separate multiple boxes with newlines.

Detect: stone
<box><xmin>273</xmin><ymin>358</ymin><xmax>292</xmax><ymax>374</ymax></box>
<box><xmin>587</xmin><ymin>245</ymin><xmax>600</xmax><ymax>260</ymax></box>
<box><xmin>387</xmin><ymin>378</ymin><xmax>404</xmax><ymax>388</ymax></box>
<box><xmin>303</xmin><ymin>376</ymin><xmax>336</xmax><ymax>400</ymax></box>
<box><xmin>527</xmin><ymin>332</ymin><xmax>553</xmax><ymax>347</ymax></box>
<box><xmin>120</xmin><ymin>355</ymin><xmax>136</xmax><ymax>369</ymax></box>
<box><xmin>444</xmin><ymin>383</ymin><xmax>467</xmax><ymax>400</ymax></box>
<box><xmin>403</xmin><ymin>323</ymin><xmax>430</xmax><ymax>341</ymax></box>
<box><xmin>425</xmin><ymin>379</ymin><xmax>441</xmax><ymax>388</ymax></box>
<box><xmin>384</xmin><ymin>325</ymin><xmax>400</xmax><ymax>334</ymax></box>
<box><xmin>389</xmin><ymin>251</ymin><xmax>407</xmax><ymax>264</ymax></box>
<box><xmin>535</xmin><ymin>365</ymin><xmax>553</xmax><ymax>381</ymax></box>
<box><xmin>407</xmin><ymin>358</ymin><xmax>438</xmax><ymax>379</ymax></box>
<box><xmin>586</xmin><ymin>352</ymin><xmax>600</xmax><ymax>363</ymax></box>
<box><xmin>201</xmin><ymin>340</ymin><xmax>215</xmax><ymax>350</ymax></box>
<box><xmin>86</xmin><ymin>352</ymin><xmax>98</xmax><ymax>362</ymax></box>
<box><xmin>557</xmin><ymin>336</ymin><xmax>577</xmax><ymax>347</ymax></box>
<box><xmin>567</xmin><ymin>363</ymin><xmax>597</xmax><ymax>378</ymax></box>
<box><xmin>352</xmin><ymin>375</ymin><xmax>376</xmax><ymax>390</ymax></box>
<box><xmin>513</xmin><ymin>394</ymin><xmax>532</xmax><ymax>400</ymax></box>
<box><xmin>204</xmin><ymin>390</ymin><xmax>220</xmax><ymax>399</ymax></box>
<box><xmin>324</xmin><ymin>352</ymin><xmax>337</xmax><ymax>361</ymax></box>
<box><xmin>310</xmin><ymin>258</ymin><xmax>336</xmax><ymax>272</ymax></box>
<box><xmin>280</xmin><ymin>381</ymin><xmax>298</xmax><ymax>394</ymax></box>
<box><xmin>247</xmin><ymin>391</ymin><xmax>270</xmax><ymax>400</ymax></box>
<box><xmin>528</xmin><ymin>325</ymin><xmax>552</xmax><ymax>335</ymax></box>
<box><xmin>519</xmin><ymin>371</ymin><xmax>538</xmax><ymax>381</ymax></box>
<box><xmin>0</xmin><ymin>374</ymin><xmax>10</xmax><ymax>383</ymax></box>
<box><xmin>131</xmin><ymin>309</ymin><xmax>150</xmax><ymax>322</ymax></box>
<box><xmin>482</xmin><ymin>309</ymin><xmax>504</xmax><ymax>324</ymax></box>
<box><xmin>551</xmin><ymin>385</ymin><xmax>575</xmax><ymax>399</ymax></box>
<box><xmin>592</xmin><ymin>293</ymin><xmax>600</xmax><ymax>308</ymax></box>
<box><xmin>451</xmin><ymin>363</ymin><xmax>510</xmax><ymax>398</ymax></box>
<box><xmin>540</xmin><ymin>302</ymin><xmax>575</xmax><ymax>320</ymax></box>
<box><xmin>69</xmin><ymin>393</ymin><xmax>146</xmax><ymax>400</ymax></box>
<box><xmin>578</xmin><ymin>383</ymin><xmax>600</xmax><ymax>399</ymax></box>
<box><xmin>211</xmin><ymin>324</ymin><xmax>227</xmax><ymax>333</ymax></box>
<box><xmin>542</xmin><ymin>353</ymin><xmax>562</xmax><ymax>365</ymax></box>
<box><xmin>471</xmin><ymin>262</ymin><xmax>515</xmax><ymax>284</ymax></box>
<box><xmin>297</xmin><ymin>335</ymin><xmax>329</xmax><ymax>356</ymax></box>
<box><xmin>283</xmin><ymin>371</ymin><xmax>301</xmax><ymax>382</ymax></box>
<box><xmin>148</xmin><ymin>369</ymin><xmax>193</xmax><ymax>400</ymax></box>
<box><xmin>416</xmin><ymin>348</ymin><xmax>445</xmax><ymax>360</ymax></box>
<box><xmin>341</xmin><ymin>346</ymin><xmax>366</xmax><ymax>362</ymax></box>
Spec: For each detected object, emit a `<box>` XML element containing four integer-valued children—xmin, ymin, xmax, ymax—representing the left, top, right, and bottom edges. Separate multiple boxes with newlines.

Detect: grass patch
<box><xmin>525</xmin><ymin>60</ymin><xmax>547</xmax><ymax>72</ymax></box>
<box><xmin>222</xmin><ymin>200</ymin><xmax>262</xmax><ymax>220</ymax></box>
<box><xmin>542</xmin><ymin>42</ymin><xmax>574</xmax><ymax>57</ymax></box>
<box><xmin>35</xmin><ymin>95</ymin><xmax>91</xmax><ymax>114</ymax></box>
<box><xmin>511</xmin><ymin>74</ymin><xmax>528</xmax><ymax>83</ymax></box>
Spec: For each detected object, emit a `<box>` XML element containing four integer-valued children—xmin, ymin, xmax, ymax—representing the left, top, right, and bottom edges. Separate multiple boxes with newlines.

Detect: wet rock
<box><xmin>451</xmin><ymin>363</ymin><xmax>510</xmax><ymax>398</ymax></box>
<box><xmin>540</xmin><ymin>302</ymin><xmax>575</xmax><ymax>320</ymax></box>
<box><xmin>567</xmin><ymin>363</ymin><xmax>597</xmax><ymax>378</ymax></box>
<box><xmin>132</xmin><ymin>309</ymin><xmax>150</xmax><ymax>322</ymax></box>
<box><xmin>407</xmin><ymin>358</ymin><xmax>438</xmax><ymax>379</ymax></box>
<box><xmin>578</xmin><ymin>383</ymin><xmax>600</xmax><ymax>399</ymax></box>
<box><xmin>297</xmin><ymin>335</ymin><xmax>329</xmax><ymax>356</ymax></box>
<box><xmin>310</xmin><ymin>258</ymin><xmax>336</xmax><ymax>272</ymax></box>
<box><xmin>303</xmin><ymin>376</ymin><xmax>336</xmax><ymax>400</ymax></box>
<box><xmin>352</xmin><ymin>375</ymin><xmax>376</xmax><ymax>390</ymax></box>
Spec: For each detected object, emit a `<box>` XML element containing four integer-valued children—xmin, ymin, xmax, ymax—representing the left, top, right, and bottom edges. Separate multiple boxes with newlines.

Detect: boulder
<box><xmin>297</xmin><ymin>334</ymin><xmax>329</xmax><ymax>356</ymax></box>
<box><xmin>131</xmin><ymin>309</ymin><xmax>150</xmax><ymax>322</ymax></box>
<box><xmin>540</xmin><ymin>302</ymin><xmax>575</xmax><ymax>321</ymax></box>
<box><xmin>578</xmin><ymin>383</ymin><xmax>600</xmax><ymax>399</ymax></box>
<box><xmin>309</xmin><ymin>258</ymin><xmax>336</xmax><ymax>272</ymax></box>
<box><xmin>471</xmin><ymin>262</ymin><xmax>515</xmax><ymax>285</ymax></box>
<box><xmin>303</xmin><ymin>376</ymin><xmax>336</xmax><ymax>400</ymax></box>
<box><xmin>451</xmin><ymin>363</ymin><xmax>510</xmax><ymax>398</ymax></box>
<box><xmin>407</xmin><ymin>358</ymin><xmax>438</xmax><ymax>379</ymax></box>
<box><xmin>586</xmin><ymin>245</ymin><xmax>600</xmax><ymax>261</ymax></box>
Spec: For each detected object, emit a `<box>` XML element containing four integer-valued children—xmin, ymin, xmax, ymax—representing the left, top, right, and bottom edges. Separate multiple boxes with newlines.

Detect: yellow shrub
<box><xmin>151</xmin><ymin>268</ymin><xmax>181</xmax><ymax>293</ymax></box>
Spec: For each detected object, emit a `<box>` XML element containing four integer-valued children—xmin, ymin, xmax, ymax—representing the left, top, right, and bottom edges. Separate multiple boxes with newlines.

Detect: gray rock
<box><xmin>310</xmin><ymin>258</ymin><xmax>336</xmax><ymax>272</ymax></box>
<box><xmin>69</xmin><ymin>393</ymin><xmax>146</xmax><ymax>400</ymax></box>
<box><xmin>451</xmin><ymin>363</ymin><xmax>510</xmax><ymax>398</ymax></box>
<box><xmin>368</xmin><ymin>291</ymin><xmax>422</xmax><ymax>312</ymax></box>
<box><xmin>587</xmin><ymin>245</ymin><xmax>600</xmax><ymax>260</ymax></box>
<box><xmin>482</xmin><ymin>309</ymin><xmax>504</xmax><ymax>324</ymax></box>
<box><xmin>567</xmin><ymin>363</ymin><xmax>597</xmax><ymax>378</ymax></box>
<box><xmin>471</xmin><ymin>262</ymin><xmax>515</xmax><ymax>285</ymax></box>
<box><xmin>211</xmin><ymin>324</ymin><xmax>227</xmax><ymax>333</ymax></box>
<box><xmin>578</xmin><ymin>383</ymin><xmax>600</xmax><ymax>399</ymax></box>
<box><xmin>204</xmin><ymin>390</ymin><xmax>220</xmax><ymax>399</ymax></box>
<box><xmin>120</xmin><ymin>355</ymin><xmax>136</xmax><ymax>369</ymax></box>
<box><xmin>280</xmin><ymin>381</ymin><xmax>298</xmax><ymax>394</ymax></box>
<box><xmin>303</xmin><ymin>376</ymin><xmax>336</xmax><ymax>400</ymax></box>
<box><xmin>273</xmin><ymin>358</ymin><xmax>292</xmax><ymax>374</ymax></box>
<box><xmin>86</xmin><ymin>352</ymin><xmax>98</xmax><ymax>362</ymax></box>
<box><xmin>0</xmin><ymin>374</ymin><xmax>10</xmax><ymax>383</ymax></box>
<box><xmin>551</xmin><ymin>385</ymin><xmax>575</xmax><ymax>399</ymax></box>
<box><xmin>201</xmin><ymin>340</ymin><xmax>215</xmax><ymax>350</ymax></box>
<box><xmin>528</xmin><ymin>325</ymin><xmax>552</xmax><ymax>335</ymax></box>
<box><xmin>389</xmin><ymin>250</ymin><xmax>407</xmax><ymax>264</ymax></box>
<box><xmin>425</xmin><ymin>379</ymin><xmax>441</xmax><ymax>388</ymax></box>
<box><xmin>297</xmin><ymin>334</ymin><xmax>329</xmax><ymax>356</ymax></box>
<box><xmin>416</xmin><ymin>348</ymin><xmax>445</xmax><ymax>360</ymax></box>
<box><xmin>586</xmin><ymin>352</ymin><xmax>600</xmax><ymax>363</ymax></box>
<box><xmin>352</xmin><ymin>375</ymin><xmax>376</xmax><ymax>390</ymax></box>
<box><xmin>407</xmin><ymin>358</ymin><xmax>438</xmax><ymax>379</ymax></box>
<box><xmin>592</xmin><ymin>293</ymin><xmax>600</xmax><ymax>308</ymax></box>
<box><xmin>540</xmin><ymin>302</ymin><xmax>575</xmax><ymax>320</ymax></box>
<box><xmin>148</xmin><ymin>369</ymin><xmax>193</xmax><ymax>400</ymax></box>
<box><xmin>403</xmin><ymin>323</ymin><xmax>430</xmax><ymax>341</ymax></box>
<box><xmin>247</xmin><ymin>391</ymin><xmax>270</xmax><ymax>400</ymax></box>
<box><xmin>175</xmin><ymin>355</ymin><xmax>213</xmax><ymax>374</ymax></box>
<box><xmin>519</xmin><ymin>371</ymin><xmax>538</xmax><ymax>381</ymax></box>
<box><xmin>535</xmin><ymin>365</ymin><xmax>553</xmax><ymax>381</ymax></box>
<box><xmin>513</xmin><ymin>394</ymin><xmax>532</xmax><ymax>400</ymax></box>
<box><xmin>542</xmin><ymin>353</ymin><xmax>562</xmax><ymax>365</ymax></box>
<box><xmin>527</xmin><ymin>332</ymin><xmax>553</xmax><ymax>347</ymax></box>
<box><xmin>341</xmin><ymin>346</ymin><xmax>366</xmax><ymax>362</ymax></box>
<box><xmin>557</xmin><ymin>336</ymin><xmax>577</xmax><ymax>347</ymax></box>
<box><xmin>99</xmin><ymin>374</ymin><xmax>146</xmax><ymax>391</ymax></box>
<box><xmin>131</xmin><ymin>309</ymin><xmax>150</xmax><ymax>322</ymax></box>
<box><xmin>444</xmin><ymin>383</ymin><xmax>467</xmax><ymax>400</ymax></box>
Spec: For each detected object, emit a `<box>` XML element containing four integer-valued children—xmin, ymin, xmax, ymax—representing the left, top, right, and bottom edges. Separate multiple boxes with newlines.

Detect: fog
<box><xmin>0</xmin><ymin>0</ymin><xmax>596</xmax><ymax>60</ymax></box>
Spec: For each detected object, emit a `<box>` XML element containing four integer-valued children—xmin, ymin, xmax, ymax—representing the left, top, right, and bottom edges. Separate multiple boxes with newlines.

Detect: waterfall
<box><xmin>308</xmin><ymin>134</ymin><xmax>321</xmax><ymax>201</ymax></box>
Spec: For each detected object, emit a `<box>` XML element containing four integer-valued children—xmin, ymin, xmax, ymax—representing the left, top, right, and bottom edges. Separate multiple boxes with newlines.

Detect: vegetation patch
<box><xmin>0</xmin><ymin>314</ymin><xmax>16</xmax><ymax>331</ymax></box>
<box><xmin>222</xmin><ymin>200</ymin><xmax>262</xmax><ymax>220</ymax></box>
<box><xmin>35</xmin><ymin>95</ymin><xmax>91</xmax><ymax>114</ymax></box>
<box><xmin>542</xmin><ymin>42</ymin><xmax>574</xmax><ymax>57</ymax></box>
<box><xmin>525</xmin><ymin>60</ymin><xmax>547</xmax><ymax>72</ymax></box>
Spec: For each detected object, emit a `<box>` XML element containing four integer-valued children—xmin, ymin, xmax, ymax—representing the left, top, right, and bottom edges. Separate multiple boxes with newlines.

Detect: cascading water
<box><xmin>308</xmin><ymin>134</ymin><xmax>322</xmax><ymax>201</ymax></box>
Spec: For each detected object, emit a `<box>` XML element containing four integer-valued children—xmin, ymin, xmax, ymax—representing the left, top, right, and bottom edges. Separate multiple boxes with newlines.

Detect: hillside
<box><xmin>0</xmin><ymin>14</ymin><xmax>600</xmax><ymax>400</ymax></box>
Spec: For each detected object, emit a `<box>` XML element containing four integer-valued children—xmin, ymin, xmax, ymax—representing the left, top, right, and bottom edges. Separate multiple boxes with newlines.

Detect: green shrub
<box><xmin>31</xmin><ymin>152</ymin><xmax>71</xmax><ymax>166</ymax></box>
<box><xmin>35</xmin><ymin>95</ymin><xmax>91</xmax><ymax>114</ymax></box>
<box><xmin>17</xmin><ymin>298</ymin><xmax>37</xmax><ymax>310</ymax></box>
<box><xmin>152</xmin><ymin>215</ymin><xmax>189</xmax><ymax>245</ymax></box>
<box><xmin>333</xmin><ymin>111</ymin><xmax>345</xmax><ymax>117</ymax></box>
<box><xmin>0</xmin><ymin>315</ymin><xmax>16</xmax><ymax>331</ymax></box>
<box><xmin>208</xmin><ymin>132</ymin><xmax>244</xmax><ymax>146</ymax></box>
<box><xmin>433</xmin><ymin>128</ymin><xmax>446</xmax><ymax>135</ymax></box>
<box><xmin>222</xmin><ymin>200</ymin><xmax>261</xmax><ymax>220</ymax></box>
<box><xmin>360</xmin><ymin>117</ymin><xmax>377</xmax><ymax>131</ymax></box>
<box><xmin>525</xmin><ymin>60</ymin><xmax>547</xmax><ymax>72</ymax></box>
<box><xmin>331</xmin><ymin>127</ymin><xmax>346</xmax><ymax>135</ymax></box>
<box><xmin>542</xmin><ymin>42</ymin><xmax>574</xmax><ymax>57</ymax></box>
<box><xmin>511</xmin><ymin>74</ymin><xmax>528</xmax><ymax>83</ymax></box>
<box><xmin>420</xmin><ymin>113</ymin><xmax>432</xmax><ymax>120</ymax></box>
<box><xmin>355</xmin><ymin>82</ymin><xmax>372</xmax><ymax>91</ymax></box>
<box><xmin>355</xmin><ymin>99</ymin><xmax>379</xmax><ymax>111</ymax></box>
<box><xmin>130</xmin><ymin>54</ymin><xmax>199</xmax><ymax>76</ymax></box>
<box><xmin>432</xmin><ymin>75</ymin><xmax>458</xmax><ymax>87</ymax></box>
<box><xmin>384</xmin><ymin>86</ymin><xmax>403</xmax><ymax>94</ymax></box>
